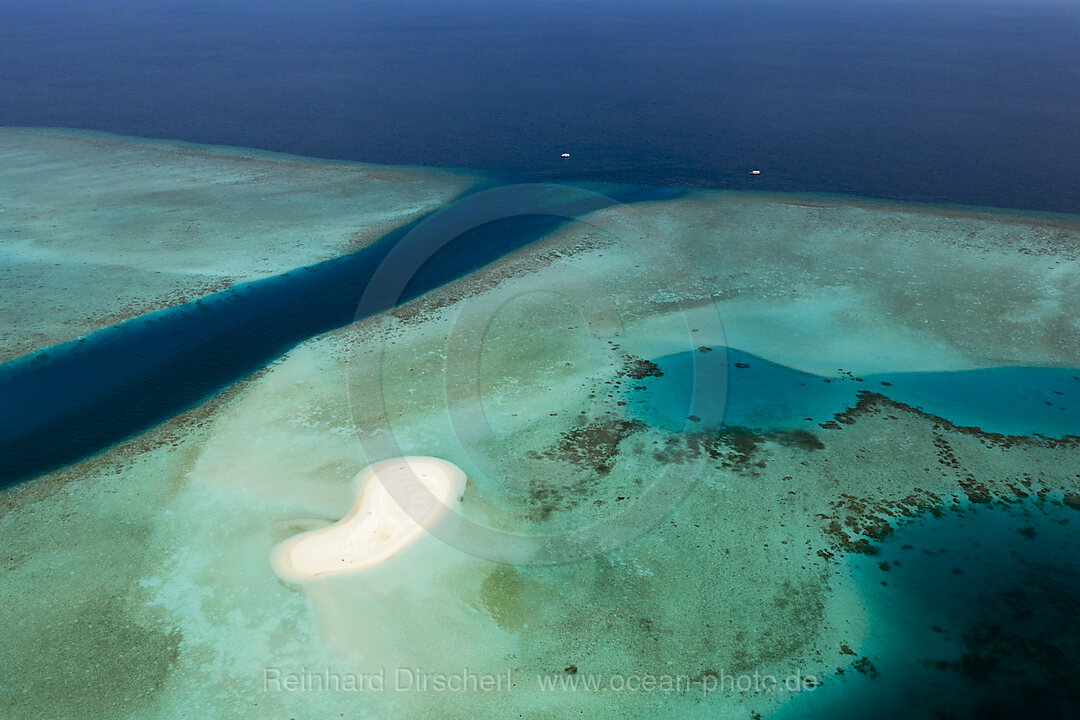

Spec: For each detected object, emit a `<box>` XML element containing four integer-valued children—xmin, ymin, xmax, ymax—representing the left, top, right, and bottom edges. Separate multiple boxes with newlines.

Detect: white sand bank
<box><xmin>271</xmin><ymin>456</ymin><xmax>467</xmax><ymax>582</ymax></box>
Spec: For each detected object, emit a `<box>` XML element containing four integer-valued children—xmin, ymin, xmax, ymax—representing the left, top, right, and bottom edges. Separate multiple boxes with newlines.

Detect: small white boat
<box><xmin>749</xmin><ymin>169</ymin><xmax>761</xmax><ymax>175</ymax></box>
<box><xmin>561</xmin><ymin>152</ymin><xmax>571</xmax><ymax>159</ymax></box>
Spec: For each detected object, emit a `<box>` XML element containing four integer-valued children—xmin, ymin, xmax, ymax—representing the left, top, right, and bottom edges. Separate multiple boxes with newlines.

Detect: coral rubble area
<box><xmin>2</xmin><ymin>132</ymin><xmax>1080</xmax><ymax>718</ymax></box>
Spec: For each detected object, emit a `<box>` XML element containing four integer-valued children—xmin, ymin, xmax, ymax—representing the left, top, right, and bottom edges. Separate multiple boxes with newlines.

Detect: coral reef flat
<box><xmin>2</xmin><ymin>138</ymin><xmax>1080</xmax><ymax>718</ymax></box>
<box><xmin>0</xmin><ymin>128</ymin><xmax>477</xmax><ymax>362</ymax></box>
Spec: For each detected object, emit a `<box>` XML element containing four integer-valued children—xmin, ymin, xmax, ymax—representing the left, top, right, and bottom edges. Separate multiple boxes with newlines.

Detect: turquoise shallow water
<box><xmin>629</xmin><ymin>347</ymin><xmax>1080</xmax><ymax>438</ymax></box>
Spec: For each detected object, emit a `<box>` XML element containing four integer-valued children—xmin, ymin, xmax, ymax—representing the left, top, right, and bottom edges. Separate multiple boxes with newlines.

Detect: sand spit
<box><xmin>0</xmin><ymin>128</ymin><xmax>478</xmax><ymax>362</ymax></box>
<box><xmin>2</xmin><ymin>178</ymin><xmax>1079</xmax><ymax>718</ymax></box>
<box><xmin>271</xmin><ymin>456</ymin><xmax>467</xmax><ymax>581</ymax></box>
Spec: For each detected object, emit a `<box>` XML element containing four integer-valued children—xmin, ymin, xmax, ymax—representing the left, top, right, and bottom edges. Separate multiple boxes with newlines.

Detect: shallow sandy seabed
<box><xmin>0</xmin><ymin>128</ymin><xmax>477</xmax><ymax>362</ymax></box>
<box><xmin>2</xmin><ymin>141</ymin><xmax>1080</xmax><ymax>718</ymax></box>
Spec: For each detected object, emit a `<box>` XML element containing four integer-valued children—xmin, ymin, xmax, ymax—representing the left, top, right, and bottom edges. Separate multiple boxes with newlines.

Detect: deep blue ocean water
<box><xmin>2</xmin><ymin>0</ymin><xmax>1078</xmax><ymax>213</ymax></box>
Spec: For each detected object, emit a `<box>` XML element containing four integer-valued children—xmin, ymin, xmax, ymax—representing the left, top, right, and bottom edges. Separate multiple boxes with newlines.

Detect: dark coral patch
<box><xmin>775</xmin><ymin>429</ymin><xmax>825</xmax><ymax>451</ymax></box>
<box><xmin>621</xmin><ymin>356</ymin><xmax>664</xmax><ymax>380</ymax></box>
<box><xmin>535</xmin><ymin>417</ymin><xmax>645</xmax><ymax>477</ymax></box>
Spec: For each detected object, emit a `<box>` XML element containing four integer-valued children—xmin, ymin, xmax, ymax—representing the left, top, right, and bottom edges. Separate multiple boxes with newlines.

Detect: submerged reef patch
<box><xmin>533</xmin><ymin>417</ymin><xmax>645</xmax><ymax>476</ymax></box>
<box><xmin>0</xmin><ymin>128</ymin><xmax>479</xmax><ymax>362</ymax></box>
<box><xmin>809</xmin><ymin>391</ymin><xmax>1080</xmax><ymax>558</ymax></box>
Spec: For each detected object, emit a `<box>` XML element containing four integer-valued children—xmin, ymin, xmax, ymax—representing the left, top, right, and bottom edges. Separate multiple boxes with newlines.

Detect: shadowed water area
<box><xmin>773</xmin><ymin>502</ymin><xmax>1080</xmax><ymax>720</ymax></box>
